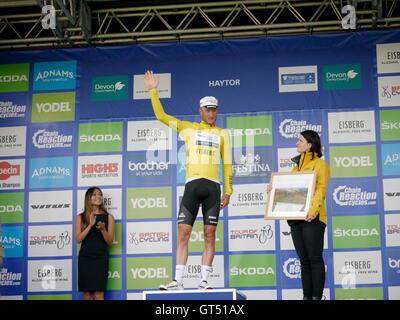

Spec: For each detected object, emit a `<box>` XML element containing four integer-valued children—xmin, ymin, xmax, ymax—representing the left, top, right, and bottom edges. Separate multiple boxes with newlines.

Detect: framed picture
<box><xmin>265</xmin><ymin>171</ymin><xmax>316</xmax><ymax>220</ymax></box>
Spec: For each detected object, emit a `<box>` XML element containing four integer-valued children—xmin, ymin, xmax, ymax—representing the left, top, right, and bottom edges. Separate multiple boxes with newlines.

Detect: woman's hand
<box><xmin>96</xmin><ymin>221</ymin><xmax>106</xmax><ymax>231</ymax></box>
<box><xmin>305</xmin><ymin>214</ymin><xmax>316</xmax><ymax>223</ymax></box>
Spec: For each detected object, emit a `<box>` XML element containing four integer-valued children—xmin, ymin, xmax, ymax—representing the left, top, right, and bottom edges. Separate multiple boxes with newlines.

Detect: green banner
<box><xmin>380</xmin><ymin>109</ymin><xmax>400</xmax><ymax>141</ymax></box>
<box><xmin>333</xmin><ymin>215</ymin><xmax>381</xmax><ymax>248</ymax></box>
<box><xmin>0</xmin><ymin>192</ymin><xmax>24</xmax><ymax>223</ymax></box>
<box><xmin>31</xmin><ymin>92</ymin><xmax>75</xmax><ymax>122</ymax></box>
<box><xmin>229</xmin><ymin>254</ymin><xmax>276</xmax><ymax>287</ymax></box>
<box><xmin>0</xmin><ymin>63</ymin><xmax>29</xmax><ymax>92</ymax></box>
<box><xmin>126</xmin><ymin>187</ymin><xmax>172</xmax><ymax>219</ymax></box>
<box><xmin>79</xmin><ymin>122</ymin><xmax>123</xmax><ymax>153</ymax></box>
<box><xmin>323</xmin><ymin>64</ymin><xmax>362</xmax><ymax>90</ymax></box>
<box><xmin>126</xmin><ymin>256</ymin><xmax>172</xmax><ymax>290</ymax></box>
<box><xmin>330</xmin><ymin>145</ymin><xmax>377</xmax><ymax>177</ymax></box>
<box><xmin>226</xmin><ymin>115</ymin><xmax>273</xmax><ymax>147</ymax></box>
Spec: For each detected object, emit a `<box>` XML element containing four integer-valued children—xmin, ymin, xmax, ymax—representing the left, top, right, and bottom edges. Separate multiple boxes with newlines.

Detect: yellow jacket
<box><xmin>149</xmin><ymin>88</ymin><xmax>233</xmax><ymax>195</ymax></box>
<box><xmin>292</xmin><ymin>152</ymin><xmax>330</xmax><ymax>224</ymax></box>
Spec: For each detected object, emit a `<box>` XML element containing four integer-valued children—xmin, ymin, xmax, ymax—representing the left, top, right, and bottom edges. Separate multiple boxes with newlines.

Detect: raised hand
<box><xmin>144</xmin><ymin>70</ymin><xmax>160</xmax><ymax>90</ymax></box>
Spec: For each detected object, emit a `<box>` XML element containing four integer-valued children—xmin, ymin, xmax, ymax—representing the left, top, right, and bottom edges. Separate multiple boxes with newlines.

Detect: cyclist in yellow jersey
<box><xmin>144</xmin><ymin>70</ymin><xmax>233</xmax><ymax>290</ymax></box>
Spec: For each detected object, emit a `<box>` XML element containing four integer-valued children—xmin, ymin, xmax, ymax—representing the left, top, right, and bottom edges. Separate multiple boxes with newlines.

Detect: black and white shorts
<box><xmin>178</xmin><ymin>178</ymin><xmax>221</xmax><ymax>226</ymax></box>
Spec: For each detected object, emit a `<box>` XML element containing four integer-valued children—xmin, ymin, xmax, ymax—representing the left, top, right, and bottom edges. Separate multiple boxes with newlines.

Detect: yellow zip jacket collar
<box><xmin>292</xmin><ymin>152</ymin><xmax>330</xmax><ymax>224</ymax></box>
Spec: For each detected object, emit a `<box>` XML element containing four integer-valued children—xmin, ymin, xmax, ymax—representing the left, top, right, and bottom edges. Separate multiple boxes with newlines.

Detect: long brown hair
<box><xmin>79</xmin><ymin>187</ymin><xmax>107</xmax><ymax>231</ymax></box>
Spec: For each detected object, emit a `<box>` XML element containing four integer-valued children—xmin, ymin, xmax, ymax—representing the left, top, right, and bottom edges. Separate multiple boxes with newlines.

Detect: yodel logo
<box><xmin>333</xmin><ymin>185</ymin><xmax>377</xmax><ymax>206</ymax></box>
<box><xmin>279</xmin><ymin>119</ymin><xmax>322</xmax><ymax>139</ymax></box>
<box><xmin>334</xmin><ymin>156</ymin><xmax>373</xmax><ymax>167</ymax></box>
<box><xmin>36</xmin><ymin>102</ymin><xmax>71</xmax><ymax>113</ymax></box>
<box><xmin>130</xmin><ymin>197</ymin><xmax>168</xmax><ymax>209</ymax></box>
<box><xmin>0</xmin><ymin>162</ymin><xmax>20</xmax><ymax>180</ymax></box>
<box><xmin>130</xmin><ymin>268</ymin><xmax>168</xmax><ymax>279</ymax></box>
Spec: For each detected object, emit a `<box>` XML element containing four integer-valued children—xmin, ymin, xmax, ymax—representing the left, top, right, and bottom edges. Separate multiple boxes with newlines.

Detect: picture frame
<box><xmin>264</xmin><ymin>171</ymin><xmax>317</xmax><ymax>220</ymax></box>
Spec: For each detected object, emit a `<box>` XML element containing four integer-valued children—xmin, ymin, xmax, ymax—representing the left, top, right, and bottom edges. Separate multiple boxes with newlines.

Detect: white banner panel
<box><xmin>376</xmin><ymin>43</ymin><xmax>400</xmax><ymax>74</ymax></box>
<box><xmin>127</xmin><ymin>120</ymin><xmax>172</xmax><ymax>151</ymax></box>
<box><xmin>77</xmin><ymin>154</ymin><xmax>122</xmax><ymax>187</ymax></box>
<box><xmin>126</xmin><ymin>221</ymin><xmax>172</xmax><ymax>254</ymax></box>
<box><xmin>29</xmin><ymin>190</ymin><xmax>73</xmax><ymax>223</ymax></box>
<box><xmin>228</xmin><ymin>218</ymin><xmax>275</xmax><ymax>251</ymax></box>
<box><xmin>28</xmin><ymin>259</ymin><xmax>72</xmax><ymax>292</ymax></box>
<box><xmin>28</xmin><ymin>224</ymin><xmax>72</xmax><ymax>257</ymax></box>
<box><xmin>0</xmin><ymin>126</ymin><xmax>26</xmax><ymax>156</ymax></box>
<box><xmin>333</xmin><ymin>250</ymin><xmax>383</xmax><ymax>285</ymax></box>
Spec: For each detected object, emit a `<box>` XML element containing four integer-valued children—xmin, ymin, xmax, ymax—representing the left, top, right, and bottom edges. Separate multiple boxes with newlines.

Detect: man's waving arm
<box><xmin>144</xmin><ymin>70</ymin><xmax>181</xmax><ymax>132</ymax></box>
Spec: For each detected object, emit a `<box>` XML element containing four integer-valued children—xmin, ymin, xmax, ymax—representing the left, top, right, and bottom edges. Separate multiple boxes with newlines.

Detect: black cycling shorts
<box><xmin>178</xmin><ymin>178</ymin><xmax>221</xmax><ymax>226</ymax></box>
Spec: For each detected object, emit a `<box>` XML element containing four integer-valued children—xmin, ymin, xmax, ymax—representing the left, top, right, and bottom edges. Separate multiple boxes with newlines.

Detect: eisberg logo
<box><xmin>32</xmin><ymin>129</ymin><xmax>72</xmax><ymax>149</ymax></box>
<box><xmin>279</xmin><ymin>118</ymin><xmax>322</xmax><ymax>139</ymax></box>
<box><xmin>333</xmin><ymin>185</ymin><xmax>377</xmax><ymax>206</ymax></box>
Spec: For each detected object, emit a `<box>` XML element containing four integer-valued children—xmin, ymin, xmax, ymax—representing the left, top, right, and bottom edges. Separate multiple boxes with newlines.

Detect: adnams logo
<box><xmin>33</xmin><ymin>60</ymin><xmax>76</xmax><ymax>91</ymax></box>
<box><xmin>29</xmin><ymin>157</ymin><xmax>73</xmax><ymax>189</ymax></box>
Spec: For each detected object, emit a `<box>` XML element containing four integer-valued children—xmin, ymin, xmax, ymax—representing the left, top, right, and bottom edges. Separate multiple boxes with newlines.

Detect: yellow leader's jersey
<box><xmin>149</xmin><ymin>89</ymin><xmax>233</xmax><ymax>195</ymax></box>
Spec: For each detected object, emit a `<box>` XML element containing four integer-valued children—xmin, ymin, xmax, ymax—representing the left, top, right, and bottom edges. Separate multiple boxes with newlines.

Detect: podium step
<box><xmin>143</xmin><ymin>288</ymin><xmax>246</xmax><ymax>300</ymax></box>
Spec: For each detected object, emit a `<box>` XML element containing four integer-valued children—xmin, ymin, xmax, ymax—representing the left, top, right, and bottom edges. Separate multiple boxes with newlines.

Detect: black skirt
<box><xmin>78</xmin><ymin>255</ymin><xmax>108</xmax><ymax>292</ymax></box>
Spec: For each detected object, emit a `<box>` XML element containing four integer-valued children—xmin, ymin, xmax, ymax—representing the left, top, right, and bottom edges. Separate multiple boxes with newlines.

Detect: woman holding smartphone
<box><xmin>75</xmin><ymin>187</ymin><xmax>115</xmax><ymax>300</ymax></box>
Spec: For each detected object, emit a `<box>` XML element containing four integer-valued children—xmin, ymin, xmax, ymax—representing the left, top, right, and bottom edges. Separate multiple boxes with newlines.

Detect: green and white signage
<box><xmin>79</xmin><ymin>122</ymin><xmax>123</xmax><ymax>153</ymax></box>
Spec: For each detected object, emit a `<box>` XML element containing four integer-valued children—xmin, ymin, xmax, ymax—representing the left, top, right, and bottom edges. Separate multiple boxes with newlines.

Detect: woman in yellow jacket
<box><xmin>289</xmin><ymin>130</ymin><xmax>330</xmax><ymax>300</ymax></box>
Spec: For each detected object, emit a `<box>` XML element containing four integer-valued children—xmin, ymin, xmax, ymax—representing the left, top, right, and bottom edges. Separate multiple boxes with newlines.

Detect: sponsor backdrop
<box><xmin>0</xmin><ymin>30</ymin><xmax>400</xmax><ymax>300</ymax></box>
